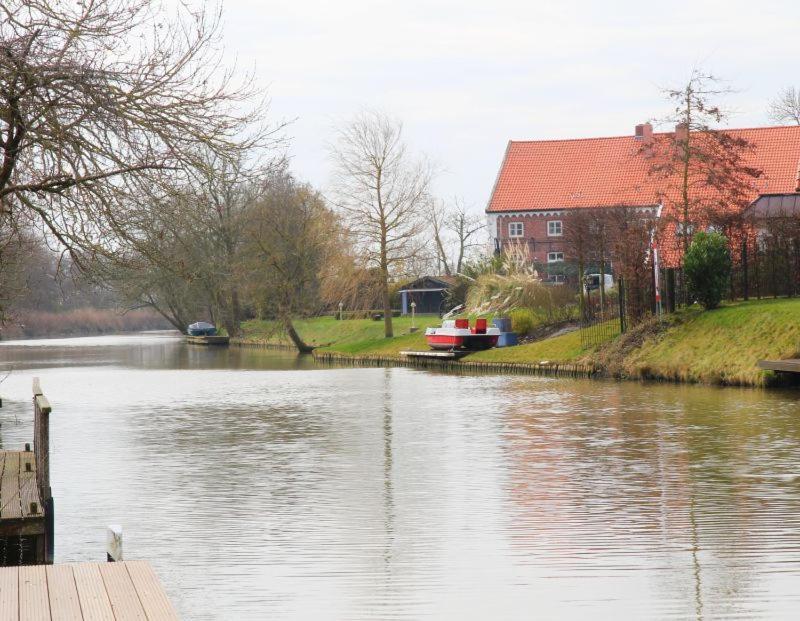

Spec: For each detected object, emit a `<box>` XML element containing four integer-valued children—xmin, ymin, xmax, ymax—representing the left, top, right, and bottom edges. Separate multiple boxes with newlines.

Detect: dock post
<box><xmin>45</xmin><ymin>498</ymin><xmax>55</xmax><ymax>564</ymax></box>
<box><xmin>33</xmin><ymin>378</ymin><xmax>53</xmax><ymax>563</ymax></box>
<box><xmin>107</xmin><ymin>525</ymin><xmax>123</xmax><ymax>562</ymax></box>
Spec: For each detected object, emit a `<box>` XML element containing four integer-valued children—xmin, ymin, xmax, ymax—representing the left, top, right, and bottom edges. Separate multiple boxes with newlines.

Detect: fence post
<box><xmin>665</xmin><ymin>269</ymin><xmax>676</xmax><ymax>313</ymax></box>
<box><xmin>618</xmin><ymin>277</ymin><xmax>627</xmax><ymax>334</ymax></box>
<box><xmin>742</xmin><ymin>240</ymin><xmax>749</xmax><ymax>301</ymax></box>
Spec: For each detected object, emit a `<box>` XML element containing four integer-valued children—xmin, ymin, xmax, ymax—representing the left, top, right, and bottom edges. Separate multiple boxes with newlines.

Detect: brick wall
<box><xmin>495</xmin><ymin>213</ymin><xmax>567</xmax><ymax>265</ymax></box>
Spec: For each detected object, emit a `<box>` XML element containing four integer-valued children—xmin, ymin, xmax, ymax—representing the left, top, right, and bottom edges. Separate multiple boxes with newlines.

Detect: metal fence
<box><xmin>579</xmin><ymin>280</ymin><xmax>624</xmax><ymax>349</ymax></box>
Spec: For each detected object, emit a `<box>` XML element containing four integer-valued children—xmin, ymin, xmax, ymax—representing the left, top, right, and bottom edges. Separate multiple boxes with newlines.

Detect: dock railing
<box><xmin>32</xmin><ymin>378</ymin><xmax>54</xmax><ymax>563</ymax></box>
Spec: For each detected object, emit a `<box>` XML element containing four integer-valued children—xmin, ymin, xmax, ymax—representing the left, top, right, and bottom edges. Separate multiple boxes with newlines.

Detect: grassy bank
<box><xmin>239</xmin><ymin>298</ymin><xmax>800</xmax><ymax>386</ymax></box>
<box><xmin>607</xmin><ymin>298</ymin><xmax>800</xmax><ymax>386</ymax></box>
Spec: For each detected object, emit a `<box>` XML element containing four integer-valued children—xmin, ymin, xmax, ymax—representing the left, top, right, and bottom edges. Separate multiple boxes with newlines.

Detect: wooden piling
<box><xmin>107</xmin><ymin>525</ymin><xmax>123</xmax><ymax>562</ymax></box>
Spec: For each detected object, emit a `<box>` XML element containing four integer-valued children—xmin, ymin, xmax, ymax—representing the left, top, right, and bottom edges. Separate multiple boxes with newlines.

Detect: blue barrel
<box><xmin>493</xmin><ymin>317</ymin><xmax>512</xmax><ymax>333</ymax></box>
<box><xmin>497</xmin><ymin>332</ymin><xmax>519</xmax><ymax>347</ymax></box>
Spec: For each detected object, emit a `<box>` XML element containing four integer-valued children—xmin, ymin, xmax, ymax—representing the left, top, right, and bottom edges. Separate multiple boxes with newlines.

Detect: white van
<box><xmin>583</xmin><ymin>273</ymin><xmax>615</xmax><ymax>292</ymax></box>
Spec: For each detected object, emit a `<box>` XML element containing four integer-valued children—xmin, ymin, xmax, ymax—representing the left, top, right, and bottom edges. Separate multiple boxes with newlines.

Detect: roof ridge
<box><xmin>509</xmin><ymin>124</ymin><xmax>800</xmax><ymax>145</ymax></box>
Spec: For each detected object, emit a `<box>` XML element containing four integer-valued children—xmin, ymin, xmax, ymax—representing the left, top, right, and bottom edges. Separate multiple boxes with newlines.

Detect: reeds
<box><xmin>3</xmin><ymin>308</ymin><xmax>170</xmax><ymax>339</ymax></box>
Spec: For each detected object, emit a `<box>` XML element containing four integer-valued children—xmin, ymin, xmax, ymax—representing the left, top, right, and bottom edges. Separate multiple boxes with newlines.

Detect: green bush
<box><xmin>684</xmin><ymin>231</ymin><xmax>731</xmax><ymax>310</ymax></box>
<box><xmin>510</xmin><ymin>308</ymin><xmax>539</xmax><ymax>335</ymax></box>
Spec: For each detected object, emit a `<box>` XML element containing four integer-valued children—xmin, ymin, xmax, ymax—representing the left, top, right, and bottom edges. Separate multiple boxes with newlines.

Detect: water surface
<box><xmin>0</xmin><ymin>332</ymin><xmax>799</xmax><ymax>619</ymax></box>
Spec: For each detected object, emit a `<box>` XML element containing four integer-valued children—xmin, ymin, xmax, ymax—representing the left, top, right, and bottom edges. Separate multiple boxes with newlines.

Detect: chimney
<box><xmin>674</xmin><ymin>122</ymin><xmax>689</xmax><ymax>144</ymax></box>
<box><xmin>634</xmin><ymin>122</ymin><xmax>653</xmax><ymax>142</ymax></box>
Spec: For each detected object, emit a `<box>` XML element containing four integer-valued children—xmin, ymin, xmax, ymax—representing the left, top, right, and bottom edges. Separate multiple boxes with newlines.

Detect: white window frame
<box><xmin>508</xmin><ymin>221</ymin><xmax>524</xmax><ymax>238</ymax></box>
<box><xmin>547</xmin><ymin>252</ymin><xmax>564</xmax><ymax>263</ymax></box>
<box><xmin>547</xmin><ymin>220</ymin><xmax>563</xmax><ymax>237</ymax></box>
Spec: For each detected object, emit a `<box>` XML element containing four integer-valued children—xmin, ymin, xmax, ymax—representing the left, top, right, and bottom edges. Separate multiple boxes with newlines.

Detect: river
<box><xmin>0</xmin><ymin>332</ymin><xmax>799</xmax><ymax>619</ymax></box>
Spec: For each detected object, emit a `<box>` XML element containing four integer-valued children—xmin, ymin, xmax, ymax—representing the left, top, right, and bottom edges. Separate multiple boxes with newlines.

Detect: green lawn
<box><xmin>468</xmin><ymin>328</ymin><xmax>588</xmax><ymax>363</ymax></box>
<box><xmin>239</xmin><ymin>298</ymin><xmax>800</xmax><ymax>386</ymax></box>
<box><xmin>239</xmin><ymin>314</ymin><xmax>593</xmax><ymax>361</ymax></box>
<box><xmin>239</xmin><ymin>315</ymin><xmax>442</xmax><ymax>356</ymax></box>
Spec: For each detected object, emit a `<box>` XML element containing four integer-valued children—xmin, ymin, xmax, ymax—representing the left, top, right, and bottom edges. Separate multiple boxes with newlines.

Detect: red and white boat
<box><xmin>425</xmin><ymin>318</ymin><xmax>500</xmax><ymax>351</ymax></box>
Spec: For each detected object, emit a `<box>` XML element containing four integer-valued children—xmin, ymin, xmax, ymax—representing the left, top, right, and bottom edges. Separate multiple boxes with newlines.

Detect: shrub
<box><xmin>509</xmin><ymin>308</ymin><xmax>538</xmax><ymax>336</ymax></box>
<box><xmin>683</xmin><ymin>231</ymin><xmax>731</xmax><ymax>310</ymax></box>
<box><xmin>466</xmin><ymin>273</ymin><xmax>578</xmax><ymax>322</ymax></box>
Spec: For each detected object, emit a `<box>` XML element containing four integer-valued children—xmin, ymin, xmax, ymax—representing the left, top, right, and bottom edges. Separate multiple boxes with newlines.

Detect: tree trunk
<box><xmin>380</xmin><ymin>245</ymin><xmax>393</xmax><ymax>338</ymax></box>
<box><xmin>381</xmin><ymin>273</ymin><xmax>393</xmax><ymax>338</ymax></box>
<box><xmin>228</xmin><ymin>286</ymin><xmax>242</xmax><ymax>337</ymax></box>
<box><xmin>283</xmin><ymin>317</ymin><xmax>314</xmax><ymax>353</ymax></box>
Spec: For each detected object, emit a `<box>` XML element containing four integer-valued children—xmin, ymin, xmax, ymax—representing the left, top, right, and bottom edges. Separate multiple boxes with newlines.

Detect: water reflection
<box><xmin>502</xmin><ymin>379</ymin><xmax>800</xmax><ymax>618</ymax></box>
<box><xmin>0</xmin><ymin>335</ymin><xmax>798</xmax><ymax>618</ymax></box>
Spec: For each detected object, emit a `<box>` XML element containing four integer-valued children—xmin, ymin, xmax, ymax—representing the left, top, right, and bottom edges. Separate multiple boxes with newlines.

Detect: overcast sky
<box><xmin>219</xmin><ymin>0</ymin><xmax>799</xmax><ymax>211</ymax></box>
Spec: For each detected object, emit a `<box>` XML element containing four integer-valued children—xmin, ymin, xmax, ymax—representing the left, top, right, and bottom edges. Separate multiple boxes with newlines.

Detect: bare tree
<box><xmin>330</xmin><ymin>110</ymin><xmax>431</xmax><ymax>338</ymax></box>
<box><xmin>430</xmin><ymin>199</ymin><xmax>485</xmax><ymax>276</ymax></box>
<box><xmin>0</xmin><ymin>0</ymin><xmax>280</xmax><ymax>260</ymax></box>
<box><xmin>768</xmin><ymin>87</ymin><xmax>800</xmax><ymax>125</ymax></box>
<box><xmin>429</xmin><ymin>200</ymin><xmax>451</xmax><ymax>275</ymax></box>
<box><xmin>645</xmin><ymin>70</ymin><xmax>762</xmax><ymax>260</ymax></box>
<box><xmin>99</xmin><ymin>153</ymin><xmax>266</xmax><ymax>336</ymax></box>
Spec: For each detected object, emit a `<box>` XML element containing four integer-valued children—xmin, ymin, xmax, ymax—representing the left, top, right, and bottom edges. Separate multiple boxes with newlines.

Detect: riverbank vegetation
<box><xmin>2</xmin><ymin>309</ymin><xmax>169</xmax><ymax>340</ymax></box>
<box><xmin>238</xmin><ymin>297</ymin><xmax>800</xmax><ymax>387</ymax></box>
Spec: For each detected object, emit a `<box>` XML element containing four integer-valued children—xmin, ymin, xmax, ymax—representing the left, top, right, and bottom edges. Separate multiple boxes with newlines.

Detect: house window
<box><xmin>676</xmin><ymin>222</ymin><xmax>695</xmax><ymax>237</ymax></box>
<box><xmin>508</xmin><ymin>222</ymin><xmax>524</xmax><ymax>237</ymax></box>
<box><xmin>547</xmin><ymin>252</ymin><xmax>564</xmax><ymax>263</ymax></box>
<box><xmin>547</xmin><ymin>220</ymin><xmax>563</xmax><ymax>236</ymax></box>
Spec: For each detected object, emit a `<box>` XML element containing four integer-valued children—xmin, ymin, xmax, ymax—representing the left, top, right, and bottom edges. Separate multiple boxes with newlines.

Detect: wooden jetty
<box><xmin>0</xmin><ymin>380</ymin><xmax>54</xmax><ymax>566</ymax></box>
<box><xmin>0</xmin><ymin>560</ymin><xmax>178</xmax><ymax>620</ymax></box>
<box><xmin>758</xmin><ymin>359</ymin><xmax>800</xmax><ymax>374</ymax></box>
<box><xmin>400</xmin><ymin>350</ymin><xmax>468</xmax><ymax>360</ymax></box>
<box><xmin>185</xmin><ymin>335</ymin><xmax>229</xmax><ymax>346</ymax></box>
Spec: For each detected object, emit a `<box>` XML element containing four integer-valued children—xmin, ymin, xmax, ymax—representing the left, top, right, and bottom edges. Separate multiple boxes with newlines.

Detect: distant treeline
<box><xmin>1</xmin><ymin>308</ymin><xmax>171</xmax><ymax>340</ymax></box>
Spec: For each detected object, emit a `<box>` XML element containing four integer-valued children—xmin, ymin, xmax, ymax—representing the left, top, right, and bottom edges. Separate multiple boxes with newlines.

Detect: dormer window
<box><xmin>547</xmin><ymin>220</ymin><xmax>563</xmax><ymax>236</ymax></box>
<box><xmin>508</xmin><ymin>222</ymin><xmax>524</xmax><ymax>237</ymax></box>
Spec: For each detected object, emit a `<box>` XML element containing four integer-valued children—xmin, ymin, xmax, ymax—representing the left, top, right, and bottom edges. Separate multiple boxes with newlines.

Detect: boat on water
<box><xmin>425</xmin><ymin>318</ymin><xmax>500</xmax><ymax>351</ymax></box>
<box><xmin>187</xmin><ymin>321</ymin><xmax>217</xmax><ymax>336</ymax></box>
<box><xmin>186</xmin><ymin>321</ymin><xmax>229</xmax><ymax>345</ymax></box>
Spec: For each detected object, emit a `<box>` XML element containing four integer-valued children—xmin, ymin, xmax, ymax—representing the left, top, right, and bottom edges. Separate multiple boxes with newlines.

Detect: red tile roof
<box><xmin>487</xmin><ymin>126</ymin><xmax>800</xmax><ymax>214</ymax></box>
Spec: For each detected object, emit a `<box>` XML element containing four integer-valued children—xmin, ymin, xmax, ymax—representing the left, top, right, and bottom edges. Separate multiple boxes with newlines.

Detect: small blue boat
<box><xmin>187</xmin><ymin>321</ymin><xmax>217</xmax><ymax>336</ymax></box>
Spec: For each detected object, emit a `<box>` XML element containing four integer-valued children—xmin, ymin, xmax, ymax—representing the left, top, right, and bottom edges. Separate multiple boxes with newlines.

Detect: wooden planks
<box><xmin>72</xmin><ymin>563</ymin><xmax>115</xmax><ymax>621</ymax></box>
<box><xmin>45</xmin><ymin>566</ymin><xmax>82</xmax><ymax>621</ymax></box>
<box><xmin>0</xmin><ymin>562</ymin><xmax>177</xmax><ymax>620</ymax></box>
<box><xmin>1</xmin><ymin>453</ymin><xmax>23</xmax><ymax>521</ymax></box>
<box><xmin>0</xmin><ymin>452</ymin><xmax>44</xmax><ymax>523</ymax></box>
<box><xmin>125</xmin><ymin>563</ymin><xmax>178</xmax><ymax>621</ymax></box>
<box><xmin>0</xmin><ymin>566</ymin><xmax>18</xmax><ymax>621</ymax></box>
<box><xmin>759</xmin><ymin>359</ymin><xmax>800</xmax><ymax>373</ymax></box>
<box><xmin>185</xmin><ymin>335</ymin><xmax>229</xmax><ymax>346</ymax></box>
<box><xmin>98</xmin><ymin>564</ymin><xmax>146</xmax><ymax>621</ymax></box>
<box><xmin>18</xmin><ymin>566</ymin><xmax>49</xmax><ymax>621</ymax></box>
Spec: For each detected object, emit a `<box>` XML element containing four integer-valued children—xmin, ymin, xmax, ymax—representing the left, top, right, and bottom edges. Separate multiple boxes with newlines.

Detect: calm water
<box><xmin>0</xmin><ymin>333</ymin><xmax>799</xmax><ymax>619</ymax></box>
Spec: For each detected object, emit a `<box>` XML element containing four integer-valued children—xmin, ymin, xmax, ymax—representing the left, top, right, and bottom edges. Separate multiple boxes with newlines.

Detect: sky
<box><xmin>218</xmin><ymin>0</ymin><xmax>800</xmax><ymax>213</ymax></box>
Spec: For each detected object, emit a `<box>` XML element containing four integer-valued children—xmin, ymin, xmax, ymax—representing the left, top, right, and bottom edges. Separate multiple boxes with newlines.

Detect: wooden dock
<box><xmin>185</xmin><ymin>335</ymin><xmax>229</xmax><ymax>346</ymax></box>
<box><xmin>400</xmin><ymin>350</ymin><xmax>468</xmax><ymax>359</ymax></box>
<box><xmin>758</xmin><ymin>359</ymin><xmax>800</xmax><ymax>374</ymax></box>
<box><xmin>0</xmin><ymin>380</ymin><xmax>54</xmax><ymax>566</ymax></box>
<box><xmin>0</xmin><ymin>561</ymin><xmax>178</xmax><ymax>620</ymax></box>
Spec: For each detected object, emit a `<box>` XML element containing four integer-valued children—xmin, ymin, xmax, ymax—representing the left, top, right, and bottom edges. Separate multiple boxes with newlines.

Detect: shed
<box><xmin>398</xmin><ymin>276</ymin><xmax>456</xmax><ymax>315</ymax></box>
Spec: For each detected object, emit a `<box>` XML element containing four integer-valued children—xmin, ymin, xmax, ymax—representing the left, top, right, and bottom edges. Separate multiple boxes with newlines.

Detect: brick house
<box><xmin>486</xmin><ymin>123</ymin><xmax>800</xmax><ymax>279</ymax></box>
